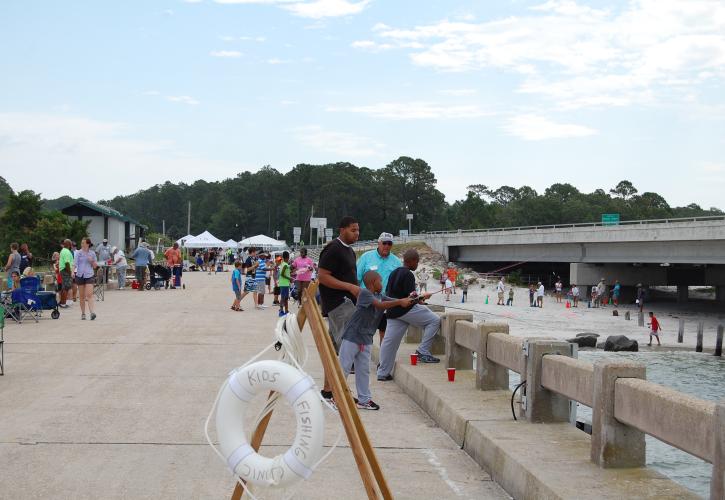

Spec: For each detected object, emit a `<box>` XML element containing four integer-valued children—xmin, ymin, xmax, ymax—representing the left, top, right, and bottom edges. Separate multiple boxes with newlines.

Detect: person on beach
<box><xmin>318</xmin><ymin>216</ymin><xmax>361</xmax><ymax>406</ymax></box>
<box><xmin>496</xmin><ymin>277</ymin><xmax>505</xmax><ymax>305</ymax></box>
<box><xmin>4</xmin><ymin>242</ymin><xmax>21</xmax><ymax>290</ymax></box>
<box><xmin>377</xmin><ymin>248</ymin><xmax>438</xmax><ymax>381</ymax></box>
<box><xmin>612</xmin><ymin>280</ymin><xmax>621</xmax><ymax>306</ymax></box>
<box><xmin>555</xmin><ymin>277</ymin><xmax>563</xmax><ymax>303</ymax></box>
<box><xmin>230</xmin><ymin>260</ymin><xmax>243</xmax><ymax>311</ymax></box>
<box><xmin>461</xmin><ymin>280</ymin><xmax>468</xmax><ymax>303</ymax></box>
<box><xmin>439</xmin><ymin>269</ymin><xmax>446</xmax><ymax>292</ymax></box>
<box><xmin>636</xmin><ymin>284</ymin><xmax>645</xmax><ymax>312</ymax></box>
<box><xmin>112</xmin><ymin>247</ymin><xmax>127</xmax><ymax>289</ymax></box>
<box><xmin>239</xmin><ymin>247</ymin><xmax>258</xmax><ymax>308</ymax></box>
<box><xmin>444</xmin><ymin>277</ymin><xmax>452</xmax><ymax>301</ymax></box>
<box><xmin>130</xmin><ymin>242</ymin><xmax>153</xmax><ymax>291</ymax></box>
<box><xmin>164</xmin><ymin>242</ymin><xmax>182</xmax><ymax>289</ymax></box>
<box><xmin>356</xmin><ymin>232</ymin><xmax>401</xmax><ymax>344</ymax></box>
<box><xmin>571</xmin><ymin>284</ymin><xmax>580</xmax><ymax>307</ymax></box>
<box><xmin>529</xmin><ymin>283</ymin><xmax>536</xmax><ymax>307</ymax></box>
<box><xmin>537</xmin><ymin>281</ymin><xmax>545</xmax><ymax>308</ymax></box>
<box><xmin>255</xmin><ymin>253</ymin><xmax>268</xmax><ymax>308</ymax></box>
<box><xmin>447</xmin><ymin>265</ymin><xmax>458</xmax><ymax>294</ymax></box>
<box><xmin>647</xmin><ymin>311</ymin><xmax>662</xmax><ymax>346</ymax></box>
<box><xmin>507</xmin><ymin>286</ymin><xmax>514</xmax><ymax>306</ymax></box>
<box><xmin>74</xmin><ymin>238</ymin><xmax>98</xmax><ymax>320</ymax></box>
<box><xmin>339</xmin><ymin>270</ymin><xmax>414</xmax><ymax>411</ymax></box>
<box><xmin>291</xmin><ymin>248</ymin><xmax>315</xmax><ymax>306</ymax></box>
<box><xmin>278</xmin><ymin>251</ymin><xmax>291</xmax><ymax>316</ymax></box>
<box><xmin>417</xmin><ymin>267</ymin><xmax>429</xmax><ymax>293</ymax></box>
<box><xmin>18</xmin><ymin>243</ymin><xmax>33</xmax><ymax>275</ymax></box>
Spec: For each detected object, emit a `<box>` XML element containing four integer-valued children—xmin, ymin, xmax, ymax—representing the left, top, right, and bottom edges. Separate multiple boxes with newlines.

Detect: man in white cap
<box><xmin>356</xmin><ymin>232</ymin><xmax>401</xmax><ymax>344</ymax></box>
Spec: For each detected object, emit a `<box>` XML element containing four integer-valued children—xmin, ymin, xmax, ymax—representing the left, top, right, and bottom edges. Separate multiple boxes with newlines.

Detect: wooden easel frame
<box><xmin>230</xmin><ymin>284</ymin><xmax>392</xmax><ymax>499</ymax></box>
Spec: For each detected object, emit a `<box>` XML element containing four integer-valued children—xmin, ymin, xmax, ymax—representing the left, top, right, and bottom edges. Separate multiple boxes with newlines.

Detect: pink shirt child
<box><xmin>292</xmin><ymin>256</ymin><xmax>315</xmax><ymax>282</ymax></box>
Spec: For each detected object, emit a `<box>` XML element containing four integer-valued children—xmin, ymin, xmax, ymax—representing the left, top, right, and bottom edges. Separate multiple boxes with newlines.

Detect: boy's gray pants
<box><xmin>339</xmin><ymin>339</ymin><xmax>372</xmax><ymax>404</ymax></box>
<box><xmin>377</xmin><ymin>304</ymin><xmax>441</xmax><ymax>378</ymax></box>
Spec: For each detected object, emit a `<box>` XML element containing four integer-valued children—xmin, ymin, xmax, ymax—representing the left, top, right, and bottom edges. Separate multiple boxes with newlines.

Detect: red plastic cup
<box><xmin>447</xmin><ymin>368</ymin><xmax>456</xmax><ymax>382</ymax></box>
<box><xmin>410</xmin><ymin>353</ymin><xmax>418</xmax><ymax>366</ymax></box>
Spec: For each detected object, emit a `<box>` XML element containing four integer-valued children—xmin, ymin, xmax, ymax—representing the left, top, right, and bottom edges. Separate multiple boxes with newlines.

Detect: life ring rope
<box><xmin>204</xmin><ymin>313</ymin><xmax>344</xmax><ymax>500</ymax></box>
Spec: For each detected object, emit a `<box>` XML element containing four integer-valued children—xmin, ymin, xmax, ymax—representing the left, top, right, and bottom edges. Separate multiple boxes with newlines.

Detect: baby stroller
<box><xmin>146</xmin><ymin>263</ymin><xmax>172</xmax><ymax>290</ymax></box>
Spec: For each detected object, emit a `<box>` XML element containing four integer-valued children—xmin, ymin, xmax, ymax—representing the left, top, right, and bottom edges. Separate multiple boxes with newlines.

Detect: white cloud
<box><xmin>267</xmin><ymin>58</ymin><xmax>291</xmax><ymax>64</ymax></box>
<box><xmin>210</xmin><ymin>50</ymin><xmax>243</xmax><ymax>58</ymax></box>
<box><xmin>355</xmin><ymin>1</ymin><xmax>725</xmax><ymax>109</ymax></box>
<box><xmin>439</xmin><ymin>88</ymin><xmax>477</xmax><ymax>96</ymax></box>
<box><xmin>293</xmin><ymin>125</ymin><xmax>385</xmax><ymax>157</ymax></box>
<box><xmin>166</xmin><ymin>95</ymin><xmax>200</xmax><ymax>105</ymax></box>
<box><xmin>504</xmin><ymin>114</ymin><xmax>597</xmax><ymax>141</ymax></box>
<box><xmin>327</xmin><ymin>101</ymin><xmax>491</xmax><ymax>120</ymax></box>
<box><xmin>283</xmin><ymin>0</ymin><xmax>370</xmax><ymax>19</ymax></box>
<box><xmin>212</xmin><ymin>0</ymin><xmax>370</xmax><ymax>18</ymax></box>
<box><xmin>0</xmin><ymin>113</ymin><xmax>251</xmax><ymax>199</ymax></box>
<box><xmin>144</xmin><ymin>91</ymin><xmax>200</xmax><ymax>105</ymax></box>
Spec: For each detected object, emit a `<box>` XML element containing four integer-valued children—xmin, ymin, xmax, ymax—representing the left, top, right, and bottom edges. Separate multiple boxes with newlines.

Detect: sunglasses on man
<box><xmin>381</xmin><ymin>241</ymin><xmax>393</xmax><ymax>246</ymax></box>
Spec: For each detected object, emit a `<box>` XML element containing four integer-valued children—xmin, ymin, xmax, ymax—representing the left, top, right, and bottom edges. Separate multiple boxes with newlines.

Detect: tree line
<box><xmin>0</xmin><ymin>160</ymin><xmax>721</xmax><ymax>262</ymax></box>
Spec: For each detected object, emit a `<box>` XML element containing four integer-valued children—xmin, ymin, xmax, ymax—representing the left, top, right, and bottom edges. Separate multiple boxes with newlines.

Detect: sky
<box><xmin>1</xmin><ymin>0</ymin><xmax>724</xmax><ymax>209</ymax></box>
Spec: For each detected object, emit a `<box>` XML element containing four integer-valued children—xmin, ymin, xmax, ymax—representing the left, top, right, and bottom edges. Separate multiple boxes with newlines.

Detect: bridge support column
<box><xmin>591</xmin><ymin>361</ymin><xmax>646</xmax><ymax>468</ymax></box>
<box><xmin>677</xmin><ymin>285</ymin><xmax>689</xmax><ymax>304</ymax></box>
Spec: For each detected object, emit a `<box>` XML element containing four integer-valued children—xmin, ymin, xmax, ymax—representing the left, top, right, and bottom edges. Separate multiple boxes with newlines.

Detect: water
<box><xmin>509</xmin><ymin>351</ymin><xmax>724</xmax><ymax>498</ymax></box>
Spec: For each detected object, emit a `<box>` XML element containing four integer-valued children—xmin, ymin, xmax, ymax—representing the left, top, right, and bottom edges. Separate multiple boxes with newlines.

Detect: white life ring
<box><xmin>216</xmin><ymin>360</ymin><xmax>325</xmax><ymax>487</ymax></box>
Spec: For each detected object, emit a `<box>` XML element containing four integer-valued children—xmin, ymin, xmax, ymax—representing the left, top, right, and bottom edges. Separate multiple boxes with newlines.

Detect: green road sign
<box><xmin>601</xmin><ymin>213</ymin><xmax>620</xmax><ymax>225</ymax></box>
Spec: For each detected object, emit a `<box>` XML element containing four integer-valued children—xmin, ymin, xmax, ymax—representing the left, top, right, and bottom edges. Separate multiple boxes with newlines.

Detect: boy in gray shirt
<box><xmin>339</xmin><ymin>270</ymin><xmax>413</xmax><ymax>410</ymax></box>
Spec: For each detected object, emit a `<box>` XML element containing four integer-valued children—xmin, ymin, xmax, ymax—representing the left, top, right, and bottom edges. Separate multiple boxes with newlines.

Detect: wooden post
<box><xmin>715</xmin><ymin>325</ymin><xmax>723</xmax><ymax>357</ymax></box>
<box><xmin>678</xmin><ymin>319</ymin><xmax>684</xmax><ymax>343</ymax></box>
<box><xmin>696</xmin><ymin>322</ymin><xmax>704</xmax><ymax>353</ymax></box>
<box><xmin>231</xmin><ymin>284</ymin><xmax>317</xmax><ymax>500</ymax></box>
<box><xmin>303</xmin><ymin>290</ymin><xmax>392</xmax><ymax>499</ymax></box>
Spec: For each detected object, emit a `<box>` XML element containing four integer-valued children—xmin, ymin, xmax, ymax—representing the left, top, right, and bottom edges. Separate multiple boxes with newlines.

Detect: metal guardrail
<box><xmin>422</xmin><ymin>215</ymin><xmax>725</xmax><ymax>237</ymax></box>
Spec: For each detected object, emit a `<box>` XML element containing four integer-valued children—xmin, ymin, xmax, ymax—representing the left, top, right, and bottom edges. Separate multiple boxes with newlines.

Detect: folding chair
<box><xmin>1</xmin><ymin>292</ymin><xmax>21</xmax><ymax>324</ymax></box>
<box><xmin>12</xmin><ymin>277</ymin><xmax>41</xmax><ymax>323</ymax></box>
<box><xmin>94</xmin><ymin>268</ymin><xmax>105</xmax><ymax>302</ymax></box>
<box><xmin>0</xmin><ymin>304</ymin><xmax>5</xmax><ymax>375</ymax></box>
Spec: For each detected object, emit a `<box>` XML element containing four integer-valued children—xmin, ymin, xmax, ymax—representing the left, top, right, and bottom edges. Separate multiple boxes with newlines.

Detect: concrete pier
<box><xmin>0</xmin><ymin>273</ymin><xmax>506</xmax><ymax>499</ymax></box>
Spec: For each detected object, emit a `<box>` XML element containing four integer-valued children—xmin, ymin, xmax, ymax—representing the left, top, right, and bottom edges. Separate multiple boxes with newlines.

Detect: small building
<box><xmin>61</xmin><ymin>200</ymin><xmax>146</xmax><ymax>251</ymax></box>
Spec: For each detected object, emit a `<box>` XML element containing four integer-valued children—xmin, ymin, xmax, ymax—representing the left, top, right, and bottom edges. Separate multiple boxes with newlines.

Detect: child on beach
<box><xmin>506</xmin><ymin>287</ymin><xmax>514</xmax><ymax>306</ymax></box>
<box><xmin>231</xmin><ymin>261</ymin><xmax>243</xmax><ymax>311</ymax></box>
<box><xmin>461</xmin><ymin>280</ymin><xmax>468</xmax><ymax>303</ymax></box>
<box><xmin>277</xmin><ymin>251</ymin><xmax>291</xmax><ymax>316</ymax></box>
<box><xmin>647</xmin><ymin>312</ymin><xmax>662</xmax><ymax>346</ymax></box>
<box><xmin>444</xmin><ymin>277</ymin><xmax>453</xmax><ymax>301</ymax></box>
<box><xmin>338</xmin><ymin>271</ymin><xmax>414</xmax><ymax>410</ymax></box>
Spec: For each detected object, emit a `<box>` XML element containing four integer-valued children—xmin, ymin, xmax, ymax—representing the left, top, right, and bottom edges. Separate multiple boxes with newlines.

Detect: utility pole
<box><xmin>162</xmin><ymin>219</ymin><xmax>165</xmax><ymax>237</ymax></box>
<box><xmin>187</xmin><ymin>201</ymin><xmax>191</xmax><ymax>236</ymax></box>
<box><xmin>309</xmin><ymin>205</ymin><xmax>314</xmax><ymax>247</ymax></box>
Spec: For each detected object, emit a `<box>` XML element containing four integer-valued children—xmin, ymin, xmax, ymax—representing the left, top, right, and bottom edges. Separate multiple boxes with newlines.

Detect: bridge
<box><xmin>421</xmin><ymin>216</ymin><xmax>725</xmax><ymax>303</ymax></box>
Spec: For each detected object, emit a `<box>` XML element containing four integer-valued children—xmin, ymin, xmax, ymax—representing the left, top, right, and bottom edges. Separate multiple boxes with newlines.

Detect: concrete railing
<box><xmin>438</xmin><ymin>314</ymin><xmax>725</xmax><ymax>499</ymax></box>
<box><xmin>614</xmin><ymin>378</ymin><xmax>716</xmax><ymax>463</ymax></box>
<box><xmin>541</xmin><ymin>355</ymin><xmax>594</xmax><ymax>408</ymax></box>
<box><xmin>424</xmin><ymin>214</ymin><xmax>725</xmax><ymax>236</ymax></box>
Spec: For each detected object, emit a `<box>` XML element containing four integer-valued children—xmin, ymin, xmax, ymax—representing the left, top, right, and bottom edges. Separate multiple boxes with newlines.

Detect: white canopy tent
<box><xmin>238</xmin><ymin>234</ymin><xmax>287</xmax><ymax>250</ymax></box>
<box><xmin>176</xmin><ymin>234</ymin><xmax>196</xmax><ymax>246</ymax></box>
<box><xmin>223</xmin><ymin>239</ymin><xmax>239</xmax><ymax>249</ymax></box>
<box><xmin>182</xmin><ymin>230</ymin><xmax>226</xmax><ymax>248</ymax></box>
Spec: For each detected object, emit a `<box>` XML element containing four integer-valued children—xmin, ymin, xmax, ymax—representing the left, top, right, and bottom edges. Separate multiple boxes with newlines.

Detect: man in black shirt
<box><xmin>377</xmin><ymin>248</ymin><xmax>439</xmax><ymax>381</ymax></box>
<box><xmin>317</xmin><ymin>216</ymin><xmax>360</xmax><ymax>403</ymax></box>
